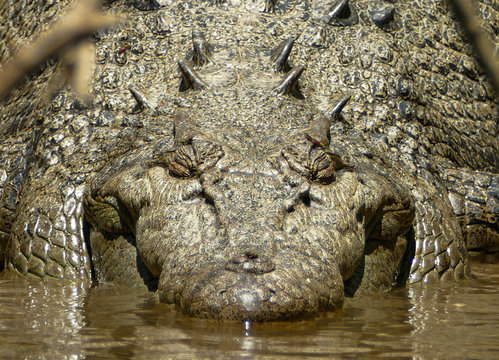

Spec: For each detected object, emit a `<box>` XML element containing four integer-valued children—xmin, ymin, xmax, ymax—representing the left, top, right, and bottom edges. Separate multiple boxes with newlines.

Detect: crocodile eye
<box><xmin>308</xmin><ymin>148</ymin><xmax>345</xmax><ymax>183</ymax></box>
<box><xmin>168</xmin><ymin>150</ymin><xmax>198</xmax><ymax>178</ymax></box>
<box><xmin>161</xmin><ymin>138</ymin><xmax>224</xmax><ymax>179</ymax></box>
<box><xmin>282</xmin><ymin>134</ymin><xmax>346</xmax><ymax>184</ymax></box>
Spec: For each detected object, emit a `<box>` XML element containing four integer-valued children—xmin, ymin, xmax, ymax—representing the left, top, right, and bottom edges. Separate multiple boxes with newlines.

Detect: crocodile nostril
<box><xmin>226</xmin><ymin>252</ymin><xmax>275</xmax><ymax>274</ymax></box>
<box><xmin>245</xmin><ymin>251</ymin><xmax>259</xmax><ymax>260</ymax></box>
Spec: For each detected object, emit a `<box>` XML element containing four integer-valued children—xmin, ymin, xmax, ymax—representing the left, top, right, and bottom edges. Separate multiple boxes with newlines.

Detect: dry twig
<box><xmin>0</xmin><ymin>0</ymin><xmax>119</xmax><ymax>99</ymax></box>
<box><xmin>448</xmin><ymin>0</ymin><xmax>499</xmax><ymax>93</ymax></box>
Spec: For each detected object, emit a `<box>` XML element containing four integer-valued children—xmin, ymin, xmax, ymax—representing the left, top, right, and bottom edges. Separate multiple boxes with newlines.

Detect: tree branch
<box><xmin>448</xmin><ymin>0</ymin><xmax>499</xmax><ymax>93</ymax></box>
<box><xmin>0</xmin><ymin>0</ymin><xmax>119</xmax><ymax>99</ymax></box>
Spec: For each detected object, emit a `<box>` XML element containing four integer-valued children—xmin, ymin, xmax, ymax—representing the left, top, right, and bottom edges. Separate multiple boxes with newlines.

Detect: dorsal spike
<box><xmin>370</xmin><ymin>4</ymin><xmax>395</xmax><ymax>27</ymax></box>
<box><xmin>331</xmin><ymin>95</ymin><xmax>351</xmax><ymax>115</ymax></box>
<box><xmin>325</xmin><ymin>0</ymin><xmax>359</xmax><ymax>26</ymax></box>
<box><xmin>178</xmin><ymin>60</ymin><xmax>207</xmax><ymax>91</ymax></box>
<box><xmin>271</xmin><ymin>37</ymin><xmax>295</xmax><ymax>72</ymax></box>
<box><xmin>128</xmin><ymin>84</ymin><xmax>157</xmax><ymax>113</ymax></box>
<box><xmin>263</xmin><ymin>0</ymin><xmax>278</xmax><ymax>13</ymax></box>
<box><xmin>133</xmin><ymin>0</ymin><xmax>160</xmax><ymax>11</ymax></box>
<box><xmin>327</xmin><ymin>0</ymin><xmax>349</xmax><ymax>19</ymax></box>
<box><xmin>192</xmin><ymin>30</ymin><xmax>211</xmax><ymax>66</ymax></box>
<box><xmin>274</xmin><ymin>65</ymin><xmax>304</xmax><ymax>96</ymax></box>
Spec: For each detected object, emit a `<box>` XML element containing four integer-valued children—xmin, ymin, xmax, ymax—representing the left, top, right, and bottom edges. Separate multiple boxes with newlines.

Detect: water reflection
<box><xmin>0</xmin><ymin>261</ymin><xmax>498</xmax><ymax>359</ymax></box>
<box><xmin>406</xmin><ymin>262</ymin><xmax>499</xmax><ymax>359</ymax></box>
<box><xmin>0</xmin><ymin>275</ymin><xmax>87</xmax><ymax>358</ymax></box>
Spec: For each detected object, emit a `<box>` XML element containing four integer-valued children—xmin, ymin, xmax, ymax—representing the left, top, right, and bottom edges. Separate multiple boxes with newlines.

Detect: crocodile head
<box><xmin>85</xmin><ymin>69</ymin><xmax>414</xmax><ymax>320</ymax></box>
<box><xmin>2</xmin><ymin>0</ymin><xmax>490</xmax><ymax>321</ymax></box>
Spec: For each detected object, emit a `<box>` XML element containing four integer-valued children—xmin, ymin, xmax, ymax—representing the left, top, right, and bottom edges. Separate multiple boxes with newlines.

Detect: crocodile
<box><xmin>0</xmin><ymin>0</ymin><xmax>498</xmax><ymax>321</ymax></box>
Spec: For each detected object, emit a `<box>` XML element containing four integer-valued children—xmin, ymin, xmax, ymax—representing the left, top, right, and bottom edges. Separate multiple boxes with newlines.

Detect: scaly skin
<box><xmin>0</xmin><ymin>0</ymin><xmax>497</xmax><ymax>320</ymax></box>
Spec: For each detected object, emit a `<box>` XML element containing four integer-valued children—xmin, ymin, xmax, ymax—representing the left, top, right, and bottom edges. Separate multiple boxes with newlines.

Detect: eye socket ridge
<box><xmin>307</xmin><ymin>149</ymin><xmax>346</xmax><ymax>183</ymax></box>
<box><xmin>282</xmin><ymin>138</ymin><xmax>346</xmax><ymax>184</ymax></box>
<box><xmin>159</xmin><ymin>137</ymin><xmax>224</xmax><ymax>179</ymax></box>
<box><xmin>168</xmin><ymin>149</ymin><xmax>199</xmax><ymax>178</ymax></box>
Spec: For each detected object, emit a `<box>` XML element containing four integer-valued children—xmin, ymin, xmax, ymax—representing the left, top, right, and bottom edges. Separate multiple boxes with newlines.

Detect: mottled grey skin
<box><xmin>0</xmin><ymin>0</ymin><xmax>498</xmax><ymax>321</ymax></box>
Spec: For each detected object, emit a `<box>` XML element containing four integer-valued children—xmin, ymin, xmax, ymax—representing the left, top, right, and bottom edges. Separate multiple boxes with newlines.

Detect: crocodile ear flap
<box><xmin>304</xmin><ymin>116</ymin><xmax>331</xmax><ymax>148</ymax></box>
<box><xmin>172</xmin><ymin>112</ymin><xmax>196</xmax><ymax>146</ymax></box>
<box><xmin>178</xmin><ymin>60</ymin><xmax>207</xmax><ymax>91</ymax></box>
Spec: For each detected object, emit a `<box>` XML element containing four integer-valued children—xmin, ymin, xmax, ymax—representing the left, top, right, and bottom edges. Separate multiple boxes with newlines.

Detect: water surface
<box><xmin>1</xmin><ymin>260</ymin><xmax>498</xmax><ymax>359</ymax></box>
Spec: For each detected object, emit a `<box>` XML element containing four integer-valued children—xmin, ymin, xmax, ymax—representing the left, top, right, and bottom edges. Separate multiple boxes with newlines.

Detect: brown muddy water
<box><xmin>1</xmin><ymin>259</ymin><xmax>498</xmax><ymax>359</ymax></box>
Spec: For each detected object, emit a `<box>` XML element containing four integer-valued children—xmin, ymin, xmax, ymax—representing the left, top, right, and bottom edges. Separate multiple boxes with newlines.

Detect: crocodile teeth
<box><xmin>271</xmin><ymin>37</ymin><xmax>294</xmax><ymax>73</ymax></box>
<box><xmin>274</xmin><ymin>65</ymin><xmax>304</xmax><ymax>96</ymax></box>
<box><xmin>192</xmin><ymin>30</ymin><xmax>211</xmax><ymax>66</ymax></box>
<box><xmin>178</xmin><ymin>60</ymin><xmax>208</xmax><ymax>91</ymax></box>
